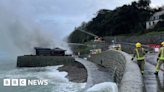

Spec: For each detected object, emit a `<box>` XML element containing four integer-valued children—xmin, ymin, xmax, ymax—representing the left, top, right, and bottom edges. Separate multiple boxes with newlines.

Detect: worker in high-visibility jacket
<box><xmin>154</xmin><ymin>42</ymin><xmax>164</xmax><ymax>75</ymax></box>
<box><xmin>131</xmin><ymin>42</ymin><xmax>147</xmax><ymax>75</ymax></box>
<box><xmin>118</xmin><ymin>45</ymin><xmax>122</xmax><ymax>51</ymax></box>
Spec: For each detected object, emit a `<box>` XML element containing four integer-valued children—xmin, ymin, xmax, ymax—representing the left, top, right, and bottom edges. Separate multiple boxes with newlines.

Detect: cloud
<box><xmin>1</xmin><ymin>0</ymin><xmax>163</xmax><ymax>35</ymax></box>
<box><xmin>0</xmin><ymin>0</ymin><xmax>163</xmax><ymax>56</ymax></box>
<box><xmin>150</xmin><ymin>0</ymin><xmax>164</xmax><ymax>8</ymax></box>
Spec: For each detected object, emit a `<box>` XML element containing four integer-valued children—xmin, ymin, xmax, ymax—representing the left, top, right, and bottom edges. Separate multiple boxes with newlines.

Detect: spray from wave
<box><xmin>0</xmin><ymin>1</ymin><xmax>72</xmax><ymax>58</ymax></box>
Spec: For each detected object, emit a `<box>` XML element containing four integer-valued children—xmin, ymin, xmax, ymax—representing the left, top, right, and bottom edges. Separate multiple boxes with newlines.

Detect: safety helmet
<box><xmin>136</xmin><ymin>42</ymin><xmax>141</xmax><ymax>47</ymax></box>
<box><xmin>161</xmin><ymin>42</ymin><xmax>164</xmax><ymax>46</ymax></box>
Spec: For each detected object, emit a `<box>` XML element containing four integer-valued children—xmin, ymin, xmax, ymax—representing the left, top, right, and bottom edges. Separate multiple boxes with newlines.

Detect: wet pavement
<box><xmin>75</xmin><ymin>58</ymin><xmax>114</xmax><ymax>89</ymax></box>
<box><xmin>143</xmin><ymin>54</ymin><xmax>164</xmax><ymax>92</ymax></box>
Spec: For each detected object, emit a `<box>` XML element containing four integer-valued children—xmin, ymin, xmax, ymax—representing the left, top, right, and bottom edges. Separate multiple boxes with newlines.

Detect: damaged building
<box><xmin>34</xmin><ymin>47</ymin><xmax>66</xmax><ymax>56</ymax></box>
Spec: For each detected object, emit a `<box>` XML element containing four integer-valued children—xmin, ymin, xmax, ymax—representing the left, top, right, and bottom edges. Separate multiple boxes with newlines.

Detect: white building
<box><xmin>146</xmin><ymin>10</ymin><xmax>164</xmax><ymax>29</ymax></box>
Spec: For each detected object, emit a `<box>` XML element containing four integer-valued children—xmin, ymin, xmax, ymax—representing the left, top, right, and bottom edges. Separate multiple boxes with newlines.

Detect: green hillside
<box><xmin>68</xmin><ymin>0</ymin><xmax>164</xmax><ymax>43</ymax></box>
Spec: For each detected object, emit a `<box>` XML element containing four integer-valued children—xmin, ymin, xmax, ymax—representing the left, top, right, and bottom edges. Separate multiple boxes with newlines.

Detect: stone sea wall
<box><xmin>104</xmin><ymin>33</ymin><xmax>164</xmax><ymax>45</ymax></box>
<box><xmin>84</xmin><ymin>50</ymin><xmax>143</xmax><ymax>92</ymax></box>
<box><xmin>120</xmin><ymin>42</ymin><xmax>154</xmax><ymax>54</ymax></box>
<box><xmin>17</xmin><ymin>56</ymin><xmax>75</xmax><ymax>67</ymax></box>
<box><xmin>87</xmin><ymin>50</ymin><xmax>125</xmax><ymax>85</ymax></box>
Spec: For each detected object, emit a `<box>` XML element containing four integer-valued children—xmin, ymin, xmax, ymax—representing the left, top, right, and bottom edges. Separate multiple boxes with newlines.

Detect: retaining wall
<box><xmin>85</xmin><ymin>42</ymin><xmax>109</xmax><ymax>51</ymax></box>
<box><xmin>86</xmin><ymin>50</ymin><xmax>143</xmax><ymax>92</ymax></box>
<box><xmin>104</xmin><ymin>33</ymin><xmax>164</xmax><ymax>45</ymax></box>
<box><xmin>120</xmin><ymin>42</ymin><xmax>154</xmax><ymax>54</ymax></box>
<box><xmin>17</xmin><ymin>56</ymin><xmax>75</xmax><ymax>67</ymax></box>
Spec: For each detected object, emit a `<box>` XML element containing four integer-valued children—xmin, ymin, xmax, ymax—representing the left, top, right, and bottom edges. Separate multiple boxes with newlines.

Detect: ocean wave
<box><xmin>85</xmin><ymin>82</ymin><xmax>118</xmax><ymax>92</ymax></box>
<box><xmin>3</xmin><ymin>65</ymin><xmax>69</xmax><ymax>83</ymax></box>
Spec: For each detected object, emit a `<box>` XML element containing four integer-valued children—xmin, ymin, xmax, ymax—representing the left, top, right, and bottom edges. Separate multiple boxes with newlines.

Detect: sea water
<box><xmin>0</xmin><ymin>55</ymin><xmax>118</xmax><ymax>92</ymax></box>
<box><xmin>0</xmin><ymin>55</ymin><xmax>86</xmax><ymax>92</ymax></box>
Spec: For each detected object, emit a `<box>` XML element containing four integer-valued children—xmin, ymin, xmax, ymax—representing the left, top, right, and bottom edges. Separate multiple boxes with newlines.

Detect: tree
<box><xmin>68</xmin><ymin>0</ymin><xmax>154</xmax><ymax>43</ymax></box>
<box><xmin>131</xmin><ymin>1</ymin><xmax>138</xmax><ymax>8</ymax></box>
<box><xmin>160</xmin><ymin>14</ymin><xmax>164</xmax><ymax>19</ymax></box>
<box><xmin>138</xmin><ymin>0</ymin><xmax>151</xmax><ymax>9</ymax></box>
<box><xmin>80</xmin><ymin>22</ymin><xmax>87</xmax><ymax>30</ymax></box>
<box><xmin>154</xmin><ymin>21</ymin><xmax>164</xmax><ymax>31</ymax></box>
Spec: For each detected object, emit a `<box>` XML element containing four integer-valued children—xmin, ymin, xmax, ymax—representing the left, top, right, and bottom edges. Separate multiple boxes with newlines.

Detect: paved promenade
<box><xmin>75</xmin><ymin>58</ymin><xmax>114</xmax><ymax>89</ymax></box>
<box><xmin>143</xmin><ymin>55</ymin><xmax>164</xmax><ymax>92</ymax></box>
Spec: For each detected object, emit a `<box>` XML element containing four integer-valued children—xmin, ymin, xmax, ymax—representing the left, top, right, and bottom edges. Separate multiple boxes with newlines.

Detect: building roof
<box><xmin>34</xmin><ymin>47</ymin><xmax>51</xmax><ymax>50</ymax></box>
<box><xmin>153</xmin><ymin>10</ymin><xmax>164</xmax><ymax>16</ymax></box>
<box><xmin>52</xmin><ymin>47</ymin><xmax>66</xmax><ymax>51</ymax></box>
<box><xmin>34</xmin><ymin>47</ymin><xmax>66</xmax><ymax>51</ymax></box>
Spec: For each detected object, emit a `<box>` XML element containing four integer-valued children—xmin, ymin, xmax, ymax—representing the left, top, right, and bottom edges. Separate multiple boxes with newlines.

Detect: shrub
<box><xmin>144</xmin><ymin>29</ymin><xmax>154</xmax><ymax>33</ymax></box>
<box><xmin>156</xmin><ymin>27</ymin><xmax>164</xmax><ymax>31</ymax></box>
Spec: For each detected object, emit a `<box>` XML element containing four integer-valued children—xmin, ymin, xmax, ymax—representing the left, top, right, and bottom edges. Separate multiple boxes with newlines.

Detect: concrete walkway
<box><xmin>75</xmin><ymin>58</ymin><xmax>114</xmax><ymax>89</ymax></box>
<box><xmin>143</xmin><ymin>55</ymin><xmax>164</xmax><ymax>92</ymax></box>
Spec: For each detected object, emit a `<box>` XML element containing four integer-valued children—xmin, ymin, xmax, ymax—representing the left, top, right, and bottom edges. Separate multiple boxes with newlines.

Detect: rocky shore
<box><xmin>57</xmin><ymin>61</ymin><xmax>87</xmax><ymax>83</ymax></box>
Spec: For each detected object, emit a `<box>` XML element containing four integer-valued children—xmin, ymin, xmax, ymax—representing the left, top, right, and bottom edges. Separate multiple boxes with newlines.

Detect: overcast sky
<box><xmin>0</xmin><ymin>0</ymin><xmax>163</xmax><ymax>39</ymax></box>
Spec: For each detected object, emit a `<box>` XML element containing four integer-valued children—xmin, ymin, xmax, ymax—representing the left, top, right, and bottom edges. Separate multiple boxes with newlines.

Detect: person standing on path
<box><xmin>131</xmin><ymin>42</ymin><xmax>147</xmax><ymax>75</ymax></box>
<box><xmin>154</xmin><ymin>42</ymin><xmax>164</xmax><ymax>75</ymax></box>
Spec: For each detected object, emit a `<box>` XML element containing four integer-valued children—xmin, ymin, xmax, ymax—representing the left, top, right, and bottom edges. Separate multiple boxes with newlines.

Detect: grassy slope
<box><xmin>146</xmin><ymin>31</ymin><xmax>164</xmax><ymax>34</ymax></box>
<box><xmin>115</xmin><ymin>31</ymin><xmax>164</xmax><ymax>36</ymax></box>
<box><xmin>76</xmin><ymin>46</ymin><xmax>93</xmax><ymax>52</ymax></box>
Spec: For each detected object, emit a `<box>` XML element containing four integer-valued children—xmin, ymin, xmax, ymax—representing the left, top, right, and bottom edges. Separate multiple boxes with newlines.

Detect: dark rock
<box><xmin>57</xmin><ymin>62</ymin><xmax>87</xmax><ymax>83</ymax></box>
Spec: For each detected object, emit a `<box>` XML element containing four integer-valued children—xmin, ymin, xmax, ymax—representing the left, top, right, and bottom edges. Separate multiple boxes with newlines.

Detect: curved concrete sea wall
<box><xmin>87</xmin><ymin>50</ymin><xmax>125</xmax><ymax>84</ymax></box>
<box><xmin>17</xmin><ymin>56</ymin><xmax>75</xmax><ymax>67</ymax></box>
<box><xmin>86</xmin><ymin>50</ymin><xmax>143</xmax><ymax>92</ymax></box>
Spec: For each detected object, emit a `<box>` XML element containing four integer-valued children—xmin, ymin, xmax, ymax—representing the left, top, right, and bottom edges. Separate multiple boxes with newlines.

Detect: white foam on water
<box><xmin>36</xmin><ymin>65</ymin><xmax>70</xmax><ymax>83</ymax></box>
<box><xmin>4</xmin><ymin>65</ymin><xmax>69</xmax><ymax>83</ymax></box>
<box><xmin>1</xmin><ymin>65</ymin><xmax>87</xmax><ymax>92</ymax></box>
<box><xmin>52</xmin><ymin>82</ymin><xmax>86</xmax><ymax>92</ymax></box>
<box><xmin>85</xmin><ymin>82</ymin><xmax>118</xmax><ymax>92</ymax></box>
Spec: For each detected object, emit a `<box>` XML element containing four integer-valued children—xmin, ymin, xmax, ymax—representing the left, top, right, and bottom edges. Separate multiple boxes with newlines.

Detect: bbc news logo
<box><xmin>3</xmin><ymin>79</ymin><xmax>48</xmax><ymax>86</ymax></box>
